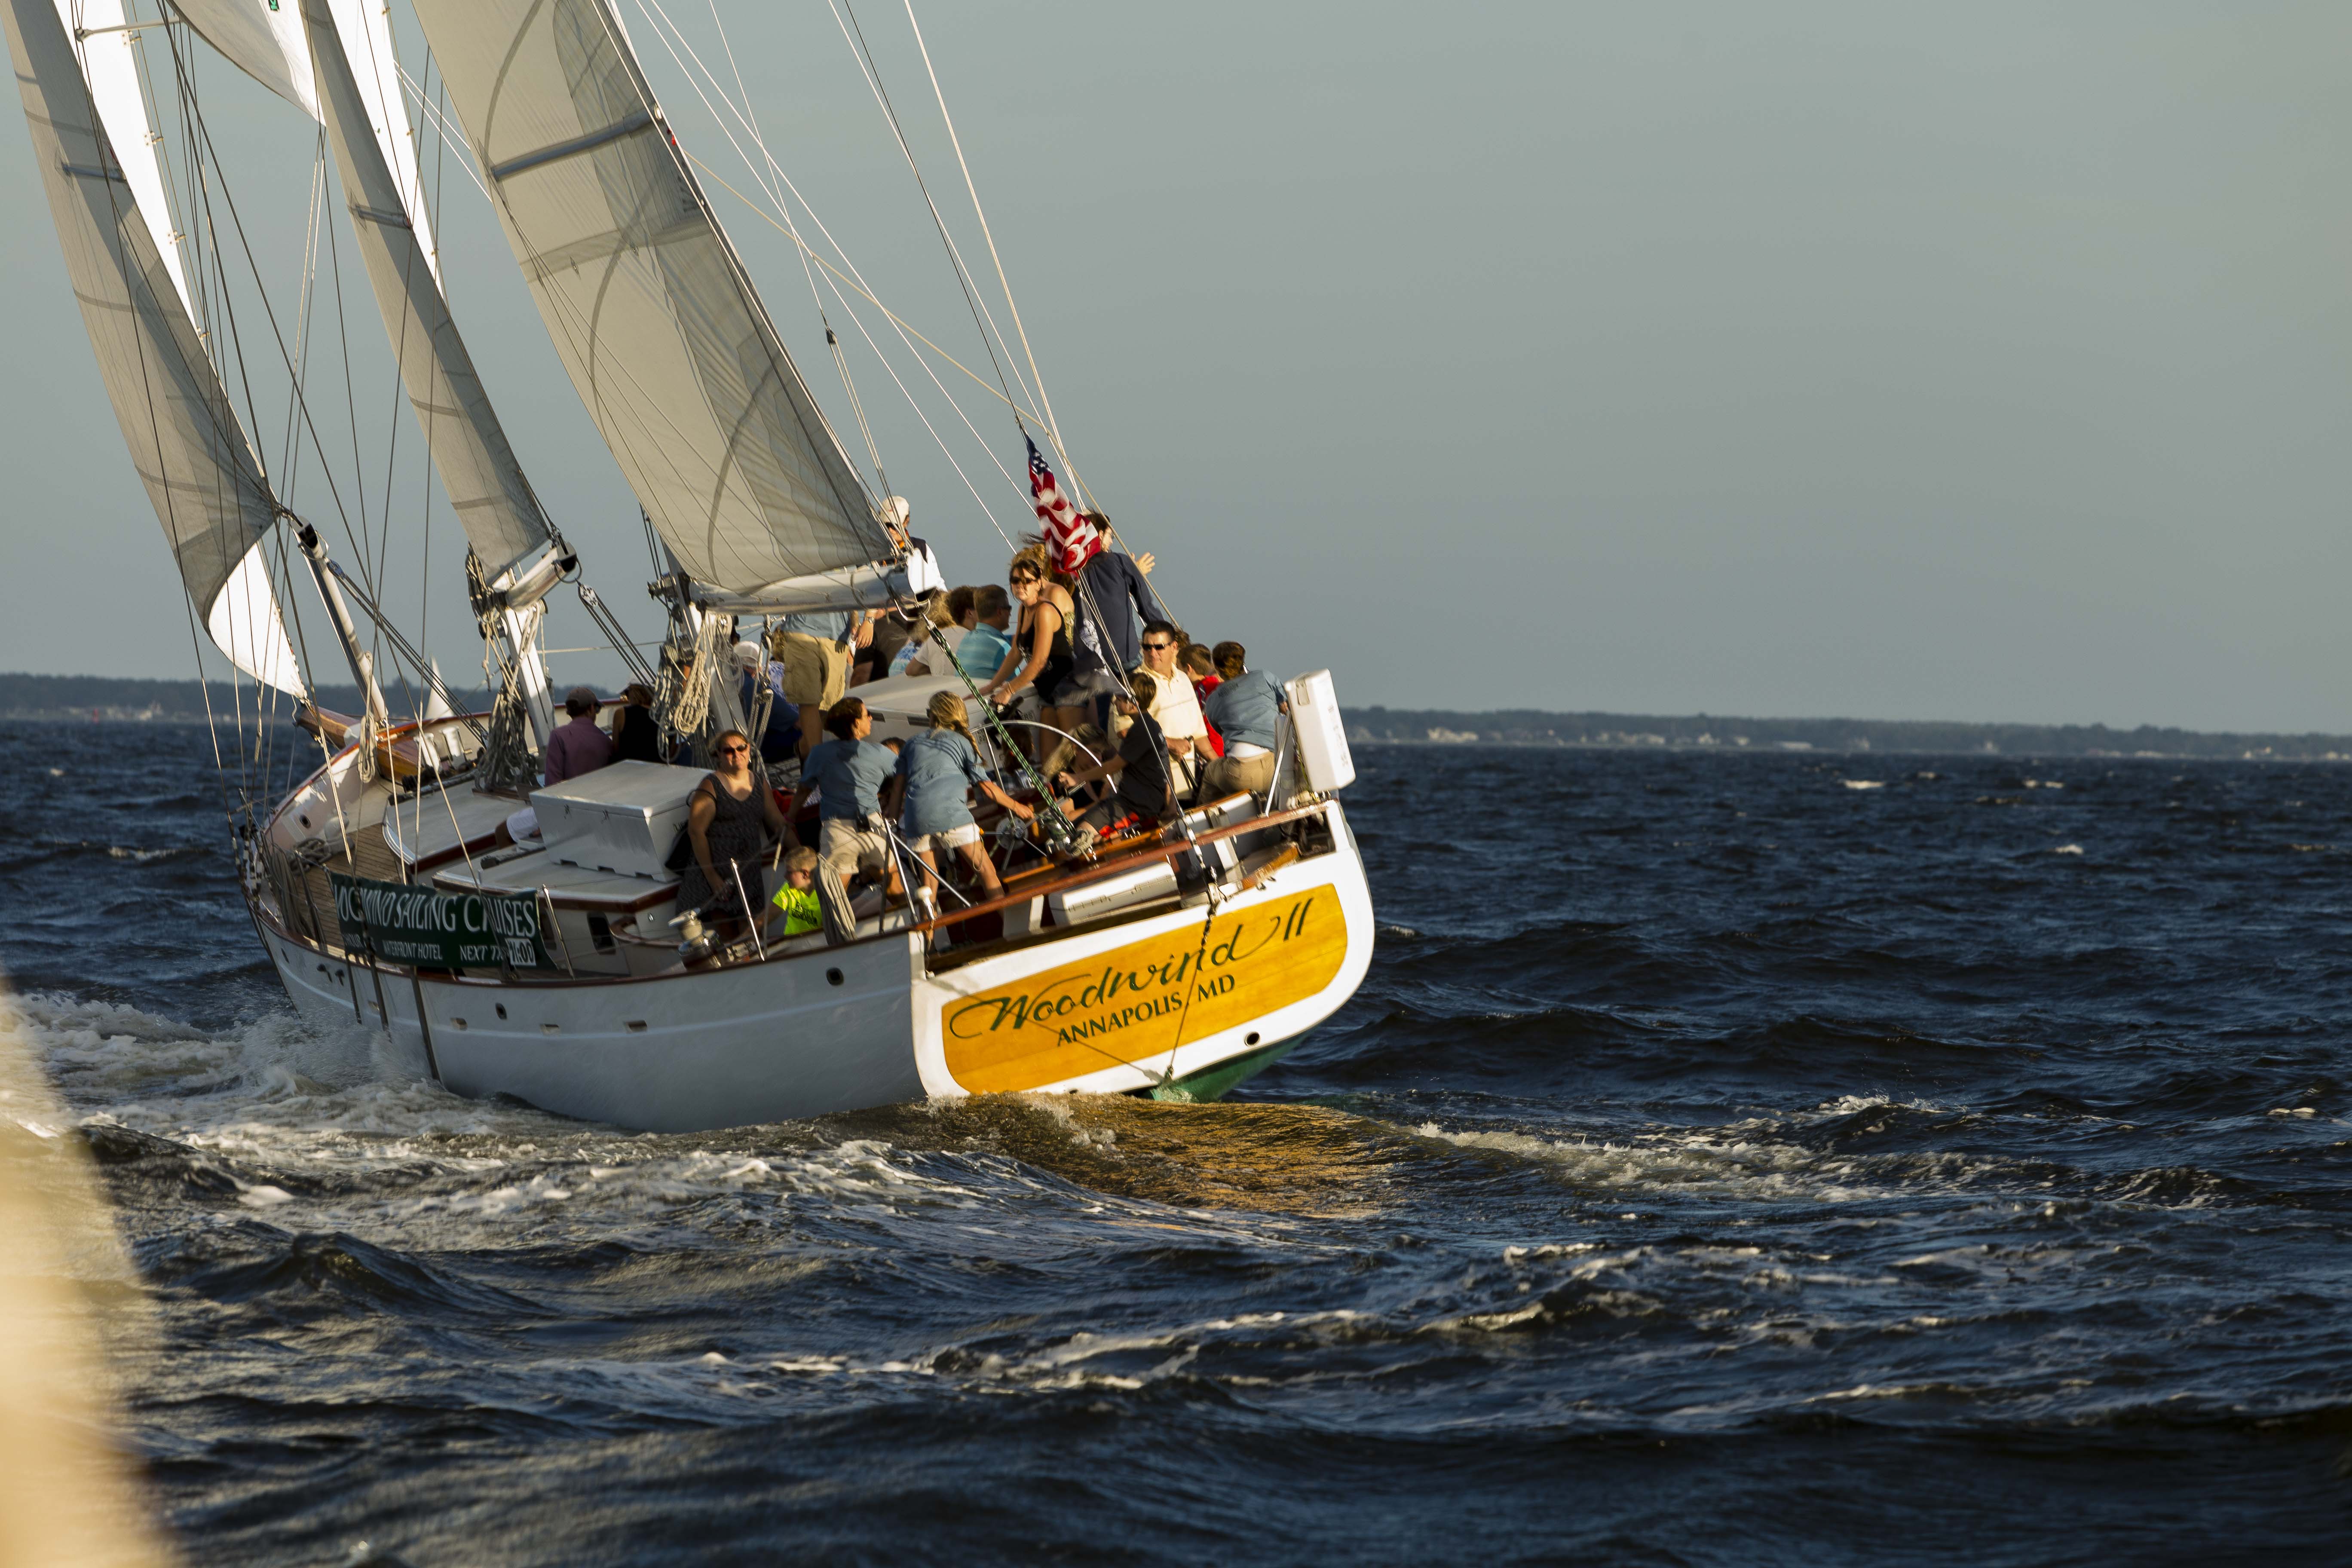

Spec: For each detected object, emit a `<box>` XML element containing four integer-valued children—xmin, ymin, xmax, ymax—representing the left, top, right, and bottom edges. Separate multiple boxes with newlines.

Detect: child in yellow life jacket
<box><xmin>763</xmin><ymin>847</ymin><xmax>823</xmax><ymax>939</ymax></box>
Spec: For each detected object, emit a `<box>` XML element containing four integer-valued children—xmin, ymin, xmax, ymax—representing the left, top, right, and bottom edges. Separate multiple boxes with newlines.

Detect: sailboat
<box><xmin>2</xmin><ymin>0</ymin><xmax>1374</xmax><ymax>1132</ymax></box>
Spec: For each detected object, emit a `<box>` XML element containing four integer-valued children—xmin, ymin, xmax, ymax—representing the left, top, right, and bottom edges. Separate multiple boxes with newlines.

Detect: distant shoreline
<box><xmin>1349</xmin><ymin>706</ymin><xmax>2352</xmax><ymax>761</ymax></box>
<box><xmin>0</xmin><ymin>674</ymin><xmax>2344</xmax><ymax>762</ymax></box>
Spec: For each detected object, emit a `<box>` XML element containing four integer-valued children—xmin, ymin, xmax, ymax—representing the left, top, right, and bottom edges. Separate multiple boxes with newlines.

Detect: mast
<box><xmin>294</xmin><ymin>524</ymin><xmax>391</xmax><ymax>727</ymax></box>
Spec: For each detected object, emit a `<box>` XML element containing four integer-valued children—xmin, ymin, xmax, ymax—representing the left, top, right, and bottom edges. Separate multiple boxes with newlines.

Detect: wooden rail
<box><xmin>909</xmin><ymin>798</ymin><xmax>1334</xmax><ymax>937</ymax></box>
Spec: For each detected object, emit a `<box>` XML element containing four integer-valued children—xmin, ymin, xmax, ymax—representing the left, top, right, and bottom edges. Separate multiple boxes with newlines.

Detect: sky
<box><xmin>0</xmin><ymin>1</ymin><xmax>2348</xmax><ymax>731</ymax></box>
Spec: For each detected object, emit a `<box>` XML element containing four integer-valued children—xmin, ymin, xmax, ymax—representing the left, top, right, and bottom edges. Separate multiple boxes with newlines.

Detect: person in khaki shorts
<box><xmin>784</xmin><ymin>697</ymin><xmax>902</xmax><ymax>945</ymax></box>
<box><xmin>769</xmin><ymin>611</ymin><xmax>855</xmax><ymax>760</ymax></box>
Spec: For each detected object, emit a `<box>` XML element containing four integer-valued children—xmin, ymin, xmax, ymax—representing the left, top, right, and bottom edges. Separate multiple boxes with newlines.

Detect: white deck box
<box><xmin>1284</xmin><ymin>668</ymin><xmax>1356</xmax><ymax>794</ymax></box>
<box><xmin>531</xmin><ymin>761</ymin><xmax>709</xmax><ymax>880</ymax></box>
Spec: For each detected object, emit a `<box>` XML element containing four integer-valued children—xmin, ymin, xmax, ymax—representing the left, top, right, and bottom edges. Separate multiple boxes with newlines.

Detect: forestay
<box><xmin>300</xmin><ymin>0</ymin><xmax>550</xmax><ymax>585</ymax></box>
<box><xmin>5</xmin><ymin>0</ymin><xmax>303</xmax><ymax>694</ymax></box>
<box><xmin>408</xmin><ymin>0</ymin><xmax>895</xmax><ymax>597</ymax></box>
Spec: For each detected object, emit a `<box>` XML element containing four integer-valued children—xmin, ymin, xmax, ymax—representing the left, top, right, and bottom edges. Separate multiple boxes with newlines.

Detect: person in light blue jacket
<box><xmin>1200</xmin><ymin>642</ymin><xmax>1288</xmax><ymax>801</ymax></box>
<box><xmin>895</xmin><ymin>691</ymin><xmax>1032</xmax><ymax>919</ymax></box>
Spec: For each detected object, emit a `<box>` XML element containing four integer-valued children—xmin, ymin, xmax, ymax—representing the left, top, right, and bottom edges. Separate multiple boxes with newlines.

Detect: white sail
<box><xmin>55</xmin><ymin>0</ymin><xmax>187</xmax><ymax>309</ymax></box>
<box><xmin>300</xmin><ymin>0</ymin><xmax>548</xmax><ymax>584</ymax></box>
<box><xmin>407</xmin><ymin>0</ymin><xmax>895</xmax><ymax>597</ymax></box>
<box><xmin>5</xmin><ymin>0</ymin><xmax>304</xmax><ymax>695</ymax></box>
<box><xmin>171</xmin><ymin>0</ymin><xmax>436</xmax><ymax>284</ymax></box>
<box><xmin>165</xmin><ymin>0</ymin><xmax>313</xmax><ymax>116</ymax></box>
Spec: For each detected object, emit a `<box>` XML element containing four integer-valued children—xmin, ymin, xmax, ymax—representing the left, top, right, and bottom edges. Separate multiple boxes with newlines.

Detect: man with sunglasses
<box><xmin>1136</xmin><ymin>619</ymin><xmax>1207</xmax><ymax>802</ymax></box>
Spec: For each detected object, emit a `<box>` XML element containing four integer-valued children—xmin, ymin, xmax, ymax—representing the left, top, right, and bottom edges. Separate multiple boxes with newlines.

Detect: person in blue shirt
<box><xmin>896</xmin><ymin>691</ymin><xmax>1032</xmax><ymax>919</ymax></box>
<box><xmin>953</xmin><ymin>584</ymin><xmax>1015</xmax><ymax>682</ymax></box>
<box><xmin>786</xmin><ymin>697</ymin><xmax>903</xmax><ymax>945</ymax></box>
<box><xmin>1200</xmin><ymin>643</ymin><xmax>1289</xmax><ymax>802</ymax></box>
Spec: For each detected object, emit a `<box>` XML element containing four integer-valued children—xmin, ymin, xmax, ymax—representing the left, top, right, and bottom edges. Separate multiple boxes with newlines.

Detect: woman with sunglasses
<box><xmin>676</xmin><ymin>728</ymin><xmax>787</xmax><ymax>933</ymax></box>
<box><xmin>975</xmin><ymin>543</ymin><xmax>1078</xmax><ymax>756</ymax></box>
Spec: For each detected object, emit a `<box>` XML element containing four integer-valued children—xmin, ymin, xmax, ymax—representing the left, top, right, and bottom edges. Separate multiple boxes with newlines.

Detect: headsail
<box><xmin>299</xmin><ymin>0</ymin><xmax>550</xmax><ymax>588</ymax></box>
<box><xmin>171</xmin><ymin>0</ymin><xmax>437</xmax><ymax>285</ymax></box>
<box><xmin>407</xmin><ymin>0</ymin><xmax>897</xmax><ymax>598</ymax></box>
<box><xmin>165</xmin><ymin>0</ymin><xmax>312</xmax><ymax>117</ymax></box>
<box><xmin>5</xmin><ymin>0</ymin><xmax>304</xmax><ymax>695</ymax></box>
<box><xmin>56</xmin><ymin>0</ymin><xmax>187</xmax><ymax>309</ymax></box>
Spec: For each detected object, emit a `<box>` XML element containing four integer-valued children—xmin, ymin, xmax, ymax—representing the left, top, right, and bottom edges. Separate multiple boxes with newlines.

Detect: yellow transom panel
<box><xmin>942</xmin><ymin>885</ymin><xmax>1348</xmax><ymax>1093</ymax></box>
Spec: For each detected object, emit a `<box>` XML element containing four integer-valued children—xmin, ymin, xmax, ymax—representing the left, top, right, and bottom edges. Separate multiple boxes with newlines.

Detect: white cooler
<box><xmin>1284</xmin><ymin>668</ymin><xmax>1356</xmax><ymax>794</ymax></box>
<box><xmin>532</xmin><ymin>762</ymin><xmax>710</xmax><ymax>879</ymax></box>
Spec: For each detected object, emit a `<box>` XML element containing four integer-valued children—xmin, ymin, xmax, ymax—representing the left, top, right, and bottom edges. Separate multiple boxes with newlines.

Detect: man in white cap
<box><xmin>734</xmin><ymin>639</ymin><xmax>800</xmax><ymax>764</ymax></box>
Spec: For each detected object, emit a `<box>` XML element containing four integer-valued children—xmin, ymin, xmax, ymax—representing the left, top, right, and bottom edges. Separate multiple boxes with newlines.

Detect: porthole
<box><xmin>1246</xmin><ymin>1032</ymin><xmax>1261</xmax><ymax>1045</ymax></box>
<box><xmin>826</xmin><ymin>968</ymin><xmax>845</xmax><ymax>986</ymax></box>
<box><xmin>494</xmin><ymin>1003</ymin><xmax>507</xmax><ymax>1020</ymax></box>
<box><xmin>625</xmin><ymin>1020</ymin><xmax>647</xmax><ymax>1033</ymax></box>
<box><xmin>541</xmin><ymin>1023</ymin><xmax>560</xmax><ymax>1035</ymax></box>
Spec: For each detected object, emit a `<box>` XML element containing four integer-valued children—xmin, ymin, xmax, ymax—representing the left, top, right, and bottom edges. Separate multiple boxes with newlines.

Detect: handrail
<box><xmin>910</xmin><ymin>797</ymin><xmax>1332</xmax><ymax>936</ymax></box>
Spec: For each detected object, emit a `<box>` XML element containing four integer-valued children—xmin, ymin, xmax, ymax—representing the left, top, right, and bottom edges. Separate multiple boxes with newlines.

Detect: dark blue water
<box><xmin>7</xmin><ymin>720</ymin><xmax>2351</xmax><ymax>1564</ymax></box>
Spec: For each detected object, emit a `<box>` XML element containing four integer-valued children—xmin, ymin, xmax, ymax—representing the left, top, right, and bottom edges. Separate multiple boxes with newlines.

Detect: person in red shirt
<box><xmin>1180</xmin><ymin>643</ymin><xmax>1225</xmax><ymax>759</ymax></box>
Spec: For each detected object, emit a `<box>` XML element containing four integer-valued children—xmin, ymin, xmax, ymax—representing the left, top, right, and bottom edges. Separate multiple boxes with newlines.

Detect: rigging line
<box><xmin>156</xmin><ymin>26</ymin><xmax>365</xmax><ymax>552</ymax></box>
<box><xmin>278</xmin><ymin>138</ymin><xmax>326</xmax><ymax>495</ymax></box>
<box><xmin>622</xmin><ymin>35</ymin><xmax>1032</xmax><ymax>541</ymax></box>
<box><xmin>164</xmin><ymin>31</ymin><xmax>271</xmax><ymax>497</ymax></box>
<box><xmin>393</xmin><ymin>65</ymin><xmax>493</xmax><ymax>205</ymax></box>
<box><xmin>407</xmin><ymin>54</ymin><xmax>450</xmax><ymax>868</ymax></box>
<box><xmin>827</xmin><ymin>0</ymin><xmax>1029</xmax><ymax>419</ymax></box>
<box><xmin>684</xmin><ymin>154</ymin><xmax>1030</xmax><ymax>534</ymax></box>
<box><xmin>318</xmin><ymin>185</ymin><xmax>382</xmax><ymax>608</ymax></box>
<box><xmin>810</xmin><ymin>262</ymin><xmax>1012</xmax><ymax>546</ymax></box>
<box><xmin>683</xmin><ymin>153</ymin><xmax>1045</xmax><ymax>436</ymax></box>
<box><xmin>653</xmin><ymin>0</ymin><xmax>884</xmax><ymax>499</ymax></box>
<box><xmin>611</xmin><ymin>11</ymin><xmax>1038</xmax><ymax>518</ymax></box>
<box><xmin>893</xmin><ymin>5</ymin><xmax>1123</xmax><ymax>551</ymax></box>
<box><xmin>826</xmin><ymin>324</ymin><xmax>887</xmax><ymax>493</ymax></box>
<box><xmin>901</xmin><ymin>3</ymin><xmax>1063</xmax><ymax>457</ymax></box>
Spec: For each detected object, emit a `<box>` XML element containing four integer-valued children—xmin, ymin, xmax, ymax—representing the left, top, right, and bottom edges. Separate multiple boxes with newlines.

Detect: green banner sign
<box><xmin>329</xmin><ymin>873</ymin><xmax>556</xmax><ymax>973</ymax></box>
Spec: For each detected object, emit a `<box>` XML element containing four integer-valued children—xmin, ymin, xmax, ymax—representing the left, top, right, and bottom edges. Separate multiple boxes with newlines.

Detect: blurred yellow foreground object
<box><xmin>0</xmin><ymin>988</ymin><xmax>168</xmax><ymax>1567</ymax></box>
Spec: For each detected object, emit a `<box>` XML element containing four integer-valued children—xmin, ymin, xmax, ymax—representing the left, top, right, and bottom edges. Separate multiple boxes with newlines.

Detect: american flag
<box><xmin>1028</xmin><ymin>435</ymin><xmax>1101</xmax><ymax>574</ymax></box>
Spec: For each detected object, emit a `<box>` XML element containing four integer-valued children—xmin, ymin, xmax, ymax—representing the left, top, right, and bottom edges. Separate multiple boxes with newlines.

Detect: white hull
<box><xmin>255</xmin><ymin>745</ymin><xmax>1373</xmax><ymax>1132</ymax></box>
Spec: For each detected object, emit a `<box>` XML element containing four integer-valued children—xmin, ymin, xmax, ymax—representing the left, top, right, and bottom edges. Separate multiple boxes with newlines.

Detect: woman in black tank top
<box><xmin>977</xmin><ymin>546</ymin><xmax>1079</xmax><ymax>758</ymax></box>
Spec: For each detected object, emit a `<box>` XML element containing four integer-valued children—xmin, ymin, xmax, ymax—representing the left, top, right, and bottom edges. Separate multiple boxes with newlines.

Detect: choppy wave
<box><xmin>5</xmin><ymin>722</ymin><xmax>2352</xmax><ymax>1563</ymax></box>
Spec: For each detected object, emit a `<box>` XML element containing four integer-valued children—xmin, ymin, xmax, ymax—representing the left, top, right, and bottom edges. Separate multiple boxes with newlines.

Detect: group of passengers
<box><xmin>551</xmin><ymin>517</ymin><xmax>1290</xmax><ymax>955</ymax></box>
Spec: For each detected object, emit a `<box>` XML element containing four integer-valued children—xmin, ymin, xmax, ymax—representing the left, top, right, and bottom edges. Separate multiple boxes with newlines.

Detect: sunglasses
<box><xmin>1141</xmin><ymin>640</ymin><xmax>1175</xmax><ymax>651</ymax></box>
<box><xmin>718</xmin><ymin>744</ymin><xmax>749</xmax><ymax>756</ymax></box>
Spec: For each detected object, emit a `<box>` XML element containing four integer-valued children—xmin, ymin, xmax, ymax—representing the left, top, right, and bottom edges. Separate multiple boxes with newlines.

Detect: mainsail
<box><xmin>6</xmin><ymin>0</ymin><xmax>303</xmax><ymax>695</ymax></box>
<box><xmin>407</xmin><ymin>0</ymin><xmax>897</xmax><ymax>598</ymax></box>
<box><xmin>299</xmin><ymin>0</ymin><xmax>551</xmax><ymax>587</ymax></box>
